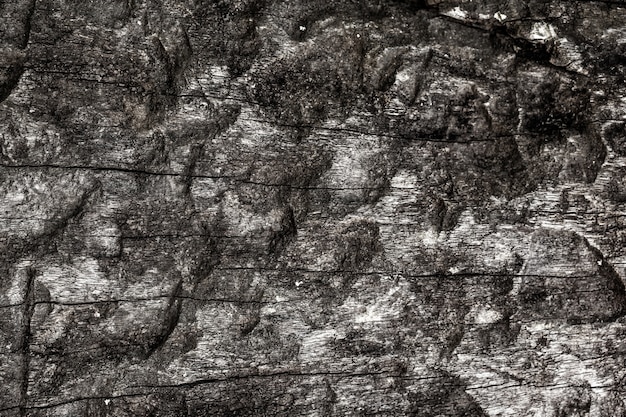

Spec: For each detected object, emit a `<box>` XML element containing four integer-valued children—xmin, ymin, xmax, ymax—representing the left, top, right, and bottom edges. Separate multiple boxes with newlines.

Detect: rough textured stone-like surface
<box><xmin>2</xmin><ymin>0</ymin><xmax>626</xmax><ymax>415</ymax></box>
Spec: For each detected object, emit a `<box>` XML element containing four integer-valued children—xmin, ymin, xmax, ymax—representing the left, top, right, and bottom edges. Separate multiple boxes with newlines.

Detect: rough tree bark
<box><xmin>1</xmin><ymin>0</ymin><xmax>626</xmax><ymax>415</ymax></box>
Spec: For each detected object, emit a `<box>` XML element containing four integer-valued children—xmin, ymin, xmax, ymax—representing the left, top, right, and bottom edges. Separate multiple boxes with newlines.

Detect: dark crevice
<box><xmin>129</xmin><ymin>369</ymin><xmax>434</xmax><ymax>390</ymax></box>
<box><xmin>23</xmin><ymin>371</ymin><xmax>433</xmax><ymax>411</ymax></box>
<box><xmin>0</xmin><ymin>156</ymin><xmax>535</xmax><ymax>191</ymax></box>
<box><xmin>0</xmin><ymin>63</ymin><xmax>25</xmax><ymax>104</ymax></box>
<box><xmin>18</xmin><ymin>267</ymin><xmax>36</xmax><ymax>416</ymax></box>
<box><xmin>0</xmin><ymin>0</ymin><xmax>36</xmax><ymax>103</ymax></box>
<box><xmin>24</xmin><ymin>392</ymin><xmax>151</xmax><ymax>411</ymax></box>
<box><xmin>0</xmin><ymin>294</ymin><xmax>302</xmax><ymax>309</ymax></box>
<box><xmin>144</xmin><ymin>280</ymin><xmax>183</xmax><ymax>358</ymax></box>
<box><xmin>435</xmin><ymin>14</ymin><xmax>587</xmax><ymax>78</ymax></box>
<box><xmin>22</xmin><ymin>0</ymin><xmax>37</xmax><ymax>49</ymax></box>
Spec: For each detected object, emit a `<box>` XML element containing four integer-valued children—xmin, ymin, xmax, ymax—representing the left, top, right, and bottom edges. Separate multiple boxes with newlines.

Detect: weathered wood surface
<box><xmin>1</xmin><ymin>0</ymin><xmax>626</xmax><ymax>415</ymax></box>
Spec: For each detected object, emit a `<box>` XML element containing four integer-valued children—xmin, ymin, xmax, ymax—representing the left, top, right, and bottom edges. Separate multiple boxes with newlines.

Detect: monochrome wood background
<box><xmin>1</xmin><ymin>0</ymin><xmax>626</xmax><ymax>415</ymax></box>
